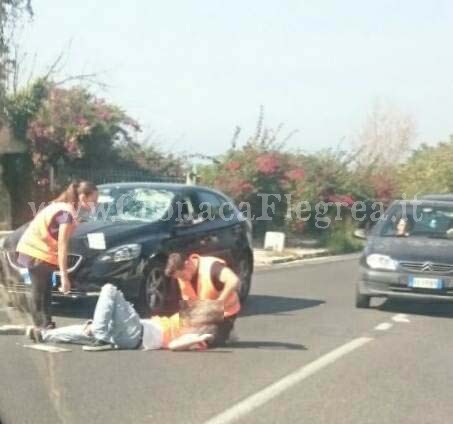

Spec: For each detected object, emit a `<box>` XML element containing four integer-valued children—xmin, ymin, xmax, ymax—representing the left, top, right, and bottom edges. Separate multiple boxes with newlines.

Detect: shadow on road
<box><xmin>52</xmin><ymin>298</ymin><xmax>97</xmax><ymax>320</ymax></box>
<box><xmin>228</xmin><ymin>340</ymin><xmax>307</xmax><ymax>350</ymax></box>
<box><xmin>377</xmin><ymin>298</ymin><xmax>453</xmax><ymax>318</ymax></box>
<box><xmin>241</xmin><ymin>294</ymin><xmax>324</xmax><ymax>317</ymax></box>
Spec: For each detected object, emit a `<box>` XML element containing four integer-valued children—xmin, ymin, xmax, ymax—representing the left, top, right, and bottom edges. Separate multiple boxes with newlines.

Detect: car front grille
<box><xmin>6</xmin><ymin>252</ymin><xmax>83</xmax><ymax>273</ymax></box>
<box><xmin>399</xmin><ymin>261</ymin><xmax>453</xmax><ymax>274</ymax></box>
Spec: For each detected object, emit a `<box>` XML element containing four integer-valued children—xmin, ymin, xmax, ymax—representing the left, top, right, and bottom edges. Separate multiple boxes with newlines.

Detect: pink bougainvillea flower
<box><xmin>239</xmin><ymin>181</ymin><xmax>254</xmax><ymax>193</ymax></box>
<box><xmin>285</xmin><ymin>168</ymin><xmax>305</xmax><ymax>181</ymax></box>
<box><xmin>256</xmin><ymin>154</ymin><xmax>280</xmax><ymax>175</ymax></box>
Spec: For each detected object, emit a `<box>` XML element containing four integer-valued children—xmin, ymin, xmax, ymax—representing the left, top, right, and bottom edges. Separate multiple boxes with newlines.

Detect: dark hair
<box><xmin>165</xmin><ymin>253</ymin><xmax>189</xmax><ymax>277</ymax></box>
<box><xmin>54</xmin><ymin>180</ymin><xmax>97</xmax><ymax>208</ymax></box>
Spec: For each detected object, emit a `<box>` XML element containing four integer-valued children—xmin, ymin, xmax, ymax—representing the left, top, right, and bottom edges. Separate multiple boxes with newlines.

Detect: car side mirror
<box><xmin>353</xmin><ymin>229</ymin><xmax>367</xmax><ymax>240</ymax></box>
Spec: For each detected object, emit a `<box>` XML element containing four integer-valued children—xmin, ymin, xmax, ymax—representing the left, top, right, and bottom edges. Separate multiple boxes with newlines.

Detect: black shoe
<box><xmin>26</xmin><ymin>327</ymin><xmax>43</xmax><ymax>343</ymax></box>
<box><xmin>82</xmin><ymin>339</ymin><xmax>116</xmax><ymax>352</ymax></box>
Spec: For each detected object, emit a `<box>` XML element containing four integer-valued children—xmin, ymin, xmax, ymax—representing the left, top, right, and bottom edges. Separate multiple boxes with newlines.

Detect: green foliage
<box><xmin>116</xmin><ymin>140</ymin><xmax>184</xmax><ymax>177</ymax></box>
<box><xmin>5</xmin><ymin>78</ymin><xmax>48</xmax><ymax>139</ymax></box>
<box><xmin>398</xmin><ymin>141</ymin><xmax>453</xmax><ymax>197</ymax></box>
<box><xmin>6</xmin><ymin>80</ymin><xmax>140</xmax><ymax>185</ymax></box>
<box><xmin>0</xmin><ymin>0</ymin><xmax>33</xmax><ymax>119</ymax></box>
<box><xmin>324</xmin><ymin>220</ymin><xmax>364</xmax><ymax>254</ymax></box>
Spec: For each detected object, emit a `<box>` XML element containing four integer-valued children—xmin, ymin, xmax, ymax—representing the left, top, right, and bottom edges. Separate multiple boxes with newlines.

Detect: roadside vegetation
<box><xmin>1</xmin><ymin>1</ymin><xmax>452</xmax><ymax>253</ymax></box>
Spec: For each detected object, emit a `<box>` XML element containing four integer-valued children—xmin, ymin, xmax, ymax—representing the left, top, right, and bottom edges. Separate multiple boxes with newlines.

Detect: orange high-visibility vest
<box><xmin>17</xmin><ymin>202</ymin><xmax>77</xmax><ymax>266</ymax></box>
<box><xmin>150</xmin><ymin>313</ymin><xmax>183</xmax><ymax>348</ymax></box>
<box><xmin>177</xmin><ymin>255</ymin><xmax>241</xmax><ymax>318</ymax></box>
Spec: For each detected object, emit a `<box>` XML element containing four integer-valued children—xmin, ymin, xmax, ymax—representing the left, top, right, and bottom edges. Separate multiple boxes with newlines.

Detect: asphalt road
<box><xmin>2</xmin><ymin>256</ymin><xmax>453</xmax><ymax>424</ymax></box>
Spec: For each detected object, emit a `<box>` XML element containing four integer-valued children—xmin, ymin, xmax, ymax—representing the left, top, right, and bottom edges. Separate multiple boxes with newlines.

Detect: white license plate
<box><xmin>408</xmin><ymin>277</ymin><xmax>443</xmax><ymax>289</ymax></box>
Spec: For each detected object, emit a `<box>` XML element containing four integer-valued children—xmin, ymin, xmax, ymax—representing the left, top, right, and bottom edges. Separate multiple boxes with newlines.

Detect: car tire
<box><xmin>138</xmin><ymin>258</ymin><xmax>168</xmax><ymax>316</ymax></box>
<box><xmin>236</xmin><ymin>253</ymin><xmax>253</xmax><ymax>303</ymax></box>
<box><xmin>355</xmin><ymin>287</ymin><xmax>371</xmax><ymax>308</ymax></box>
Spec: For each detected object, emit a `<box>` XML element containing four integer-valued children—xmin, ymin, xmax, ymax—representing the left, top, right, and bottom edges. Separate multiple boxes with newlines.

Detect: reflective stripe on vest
<box><xmin>177</xmin><ymin>255</ymin><xmax>241</xmax><ymax>318</ymax></box>
<box><xmin>16</xmin><ymin>202</ymin><xmax>76</xmax><ymax>266</ymax></box>
<box><xmin>150</xmin><ymin>313</ymin><xmax>182</xmax><ymax>348</ymax></box>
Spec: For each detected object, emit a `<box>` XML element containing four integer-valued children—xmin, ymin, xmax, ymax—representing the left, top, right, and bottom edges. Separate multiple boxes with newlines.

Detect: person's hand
<box><xmin>59</xmin><ymin>274</ymin><xmax>71</xmax><ymax>295</ymax></box>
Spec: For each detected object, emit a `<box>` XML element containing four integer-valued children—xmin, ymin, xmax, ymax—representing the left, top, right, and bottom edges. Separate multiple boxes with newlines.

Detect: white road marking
<box><xmin>374</xmin><ymin>322</ymin><xmax>393</xmax><ymax>331</ymax></box>
<box><xmin>392</xmin><ymin>314</ymin><xmax>410</xmax><ymax>323</ymax></box>
<box><xmin>22</xmin><ymin>344</ymin><xmax>71</xmax><ymax>353</ymax></box>
<box><xmin>204</xmin><ymin>337</ymin><xmax>373</xmax><ymax>424</ymax></box>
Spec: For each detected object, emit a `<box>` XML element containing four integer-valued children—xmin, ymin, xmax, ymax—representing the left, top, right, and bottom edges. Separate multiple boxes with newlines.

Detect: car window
<box><xmin>217</xmin><ymin>196</ymin><xmax>236</xmax><ymax>219</ymax></box>
<box><xmin>94</xmin><ymin>187</ymin><xmax>175</xmax><ymax>223</ymax></box>
<box><xmin>177</xmin><ymin>195</ymin><xmax>196</xmax><ymax>223</ymax></box>
<box><xmin>193</xmin><ymin>191</ymin><xmax>222</xmax><ymax>220</ymax></box>
<box><xmin>380</xmin><ymin>203</ymin><xmax>453</xmax><ymax>238</ymax></box>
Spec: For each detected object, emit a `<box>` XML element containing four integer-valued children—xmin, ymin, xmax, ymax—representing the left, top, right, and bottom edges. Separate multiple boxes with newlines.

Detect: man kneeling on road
<box><xmin>0</xmin><ymin>283</ymin><xmax>223</xmax><ymax>352</ymax></box>
<box><xmin>165</xmin><ymin>253</ymin><xmax>241</xmax><ymax>346</ymax></box>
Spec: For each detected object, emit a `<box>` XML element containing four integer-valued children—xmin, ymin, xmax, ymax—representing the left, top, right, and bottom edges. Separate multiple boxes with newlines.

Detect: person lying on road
<box><xmin>0</xmin><ymin>283</ymin><xmax>224</xmax><ymax>352</ymax></box>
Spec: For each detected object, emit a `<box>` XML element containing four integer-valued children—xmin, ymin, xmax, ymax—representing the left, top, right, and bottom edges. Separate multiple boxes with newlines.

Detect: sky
<box><xmin>16</xmin><ymin>0</ymin><xmax>453</xmax><ymax>156</ymax></box>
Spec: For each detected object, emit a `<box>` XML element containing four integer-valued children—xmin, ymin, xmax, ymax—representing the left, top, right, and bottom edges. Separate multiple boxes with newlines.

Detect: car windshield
<box><xmin>380</xmin><ymin>203</ymin><xmax>453</xmax><ymax>239</ymax></box>
<box><xmin>91</xmin><ymin>187</ymin><xmax>175</xmax><ymax>223</ymax></box>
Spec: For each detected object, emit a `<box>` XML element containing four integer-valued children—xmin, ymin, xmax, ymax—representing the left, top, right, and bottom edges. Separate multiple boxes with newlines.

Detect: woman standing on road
<box><xmin>16</xmin><ymin>181</ymin><xmax>98</xmax><ymax>329</ymax></box>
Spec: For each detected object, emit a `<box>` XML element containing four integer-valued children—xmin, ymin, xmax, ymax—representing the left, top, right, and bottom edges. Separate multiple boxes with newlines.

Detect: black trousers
<box><xmin>28</xmin><ymin>262</ymin><xmax>56</xmax><ymax>327</ymax></box>
<box><xmin>211</xmin><ymin>315</ymin><xmax>237</xmax><ymax>347</ymax></box>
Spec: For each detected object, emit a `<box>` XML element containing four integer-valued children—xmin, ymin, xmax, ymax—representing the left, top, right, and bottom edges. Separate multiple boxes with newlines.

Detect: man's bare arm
<box><xmin>217</xmin><ymin>267</ymin><xmax>239</xmax><ymax>302</ymax></box>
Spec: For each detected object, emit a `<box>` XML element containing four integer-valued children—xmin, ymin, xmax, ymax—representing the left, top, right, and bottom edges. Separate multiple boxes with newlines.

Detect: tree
<box><xmin>353</xmin><ymin>100</ymin><xmax>416</xmax><ymax>169</ymax></box>
<box><xmin>116</xmin><ymin>139</ymin><xmax>184</xmax><ymax>177</ymax></box>
<box><xmin>0</xmin><ymin>0</ymin><xmax>33</xmax><ymax>120</ymax></box>
<box><xmin>7</xmin><ymin>80</ymin><xmax>140</xmax><ymax>185</ymax></box>
<box><xmin>398</xmin><ymin>140</ymin><xmax>453</xmax><ymax>197</ymax></box>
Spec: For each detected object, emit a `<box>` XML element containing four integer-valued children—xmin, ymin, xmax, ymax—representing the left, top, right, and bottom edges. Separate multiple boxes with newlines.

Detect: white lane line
<box><xmin>392</xmin><ymin>314</ymin><xmax>410</xmax><ymax>323</ymax></box>
<box><xmin>204</xmin><ymin>337</ymin><xmax>373</xmax><ymax>424</ymax></box>
<box><xmin>374</xmin><ymin>322</ymin><xmax>393</xmax><ymax>331</ymax></box>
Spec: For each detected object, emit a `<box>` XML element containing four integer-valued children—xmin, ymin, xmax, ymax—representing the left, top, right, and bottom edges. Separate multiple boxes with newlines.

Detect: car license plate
<box><xmin>408</xmin><ymin>276</ymin><xmax>443</xmax><ymax>289</ymax></box>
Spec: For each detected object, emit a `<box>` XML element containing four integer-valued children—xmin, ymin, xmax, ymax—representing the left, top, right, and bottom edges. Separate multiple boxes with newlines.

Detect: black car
<box><xmin>356</xmin><ymin>199</ymin><xmax>453</xmax><ymax>308</ymax></box>
<box><xmin>0</xmin><ymin>183</ymin><xmax>254</xmax><ymax>312</ymax></box>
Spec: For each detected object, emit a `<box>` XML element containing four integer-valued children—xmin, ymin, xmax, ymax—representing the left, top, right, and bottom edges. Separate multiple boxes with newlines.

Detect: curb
<box><xmin>254</xmin><ymin>250</ymin><xmax>362</xmax><ymax>269</ymax></box>
<box><xmin>254</xmin><ymin>249</ymin><xmax>330</xmax><ymax>267</ymax></box>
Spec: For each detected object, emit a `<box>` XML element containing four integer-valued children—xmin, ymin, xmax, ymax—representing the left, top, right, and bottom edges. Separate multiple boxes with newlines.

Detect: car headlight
<box><xmin>98</xmin><ymin>244</ymin><xmax>142</xmax><ymax>263</ymax></box>
<box><xmin>366</xmin><ymin>254</ymin><xmax>398</xmax><ymax>271</ymax></box>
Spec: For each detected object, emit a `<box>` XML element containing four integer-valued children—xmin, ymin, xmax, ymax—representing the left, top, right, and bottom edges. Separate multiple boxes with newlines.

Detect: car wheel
<box><xmin>237</xmin><ymin>254</ymin><xmax>253</xmax><ymax>303</ymax></box>
<box><xmin>139</xmin><ymin>259</ymin><xmax>168</xmax><ymax>315</ymax></box>
<box><xmin>355</xmin><ymin>287</ymin><xmax>371</xmax><ymax>308</ymax></box>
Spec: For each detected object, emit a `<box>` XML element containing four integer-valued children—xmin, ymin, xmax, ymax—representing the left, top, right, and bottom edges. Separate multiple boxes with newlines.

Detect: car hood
<box><xmin>368</xmin><ymin>236</ymin><xmax>453</xmax><ymax>264</ymax></box>
<box><xmin>3</xmin><ymin>220</ymin><xmax>167</xmax><ymax>255</ymax></box>
<box><xmin>69</xmin><ymin>220</ymin><xmax>166</xmax><ymax>252</ymax></box>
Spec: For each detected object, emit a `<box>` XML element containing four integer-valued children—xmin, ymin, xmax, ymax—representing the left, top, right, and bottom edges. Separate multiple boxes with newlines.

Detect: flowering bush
<box><xmin>256</xmin><ymin>154</ymin><xmax>280</xmax><ymax>174</ymax></box>
<box><xmin>7</xmin><ymin>80</ymin><xmax>140</xmax><ymax>187</ymax></box>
